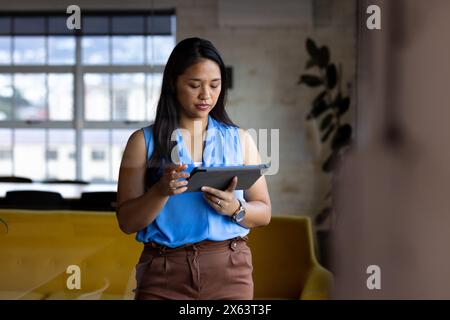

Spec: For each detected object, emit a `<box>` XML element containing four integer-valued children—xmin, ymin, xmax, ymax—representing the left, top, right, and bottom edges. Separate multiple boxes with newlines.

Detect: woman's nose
<box><xmin>199</xmin><ymin>87</ymin><xmax>211</xmax><ymax>101</ymax></box>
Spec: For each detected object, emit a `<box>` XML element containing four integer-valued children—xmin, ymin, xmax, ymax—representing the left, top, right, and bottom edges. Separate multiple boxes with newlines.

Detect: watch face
<box><xmin>235</xmin><ymin>210</ymin><xmax>245</xmax><ymax>222</ymax></box>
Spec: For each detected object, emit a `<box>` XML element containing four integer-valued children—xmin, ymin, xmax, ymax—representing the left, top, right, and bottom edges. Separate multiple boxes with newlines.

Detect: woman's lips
<box><xmin>195</xmin><ymin>104</ymin><xmax>210</xmax><ymax>111</ymax></box>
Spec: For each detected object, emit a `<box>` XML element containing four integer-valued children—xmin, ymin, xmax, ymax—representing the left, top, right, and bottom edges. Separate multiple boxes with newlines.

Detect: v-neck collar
<box><xmin>177</xmin><ymin>115</ymin><xmax>214</xmax><ymax>166</ymax></box>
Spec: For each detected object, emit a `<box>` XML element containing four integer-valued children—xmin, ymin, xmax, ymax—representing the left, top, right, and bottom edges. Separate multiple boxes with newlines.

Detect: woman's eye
<box><xmin>189</xmin><ymin>84</ymin><xmax>219</xmax><ymax>89</ymax></box>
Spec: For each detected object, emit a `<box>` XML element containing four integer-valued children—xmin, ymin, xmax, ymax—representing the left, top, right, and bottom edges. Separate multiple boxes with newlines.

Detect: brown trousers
<box><xmin>133</xmin><ymin>236</ymin><xmax>253</xmax><ymax>300</ymax></box>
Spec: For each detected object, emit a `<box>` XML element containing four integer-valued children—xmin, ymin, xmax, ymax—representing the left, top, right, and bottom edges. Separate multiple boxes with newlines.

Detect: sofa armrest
<box><xmin>299</xmin><ymin>264</ymin><xmax>334</xmax><ymax>300</ymax></box>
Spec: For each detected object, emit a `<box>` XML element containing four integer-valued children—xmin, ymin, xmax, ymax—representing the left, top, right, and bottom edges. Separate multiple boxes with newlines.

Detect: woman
<box><xmin>116</xmin><ymin>37</ymin><xmax>271</xmax><ymax>300</ymax></box>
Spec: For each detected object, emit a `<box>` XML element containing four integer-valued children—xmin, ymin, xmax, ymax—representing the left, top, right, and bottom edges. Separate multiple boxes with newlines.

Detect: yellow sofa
<box><xmin>247</xmin><ymin>215</ymin><xmax>333</xmax><ymax>299</ymax></box>
<box><xmin>0</xmin><ymin>209</ymin><xmax>141</xmax><ymax>300</ymax></box>
<box><xmin>0</xmin><ymin>209</ymin><xmax>332</xmax><ymax>300</ymax></box>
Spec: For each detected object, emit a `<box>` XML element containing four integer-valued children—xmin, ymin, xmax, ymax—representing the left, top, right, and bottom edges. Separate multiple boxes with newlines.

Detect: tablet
<box><xmin>185</xmin><ymin>164</ymin><xmax>269</xmax><ymax>193</ymax></box>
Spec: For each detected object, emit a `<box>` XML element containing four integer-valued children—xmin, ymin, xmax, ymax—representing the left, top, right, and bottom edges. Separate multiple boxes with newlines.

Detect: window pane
<box><xmin>147</xmin><ymin>73</ymin><xmax>163</xmax><ymax>122</ymax></box>
<box><xmin>0</xmin><ymin>74</ymin><xmax>12</xmax><ymax>120</ymax></box>
<box><xmin>0</xmin><ymin>17</ymin><xmax>11</xmax><ymax>35</ymax></box>
<box><xmin>84</xmin><ymin>73</ymin><xmax>110</xmax><ymax>121</ymax></box>
<box><xmin>147</xmin><ymin>36</ymin><xmax>174</xmax><ymax>65</ymax></box>
<box><xmin>146</xmin><ymin>16</ymin><xmax>173</xmax><ymax>35</ymax></box>
<box><xmin>47</xmin><ymin>150</ymin><xmax>57</xmax><ymax>160</ymax></box>
<box><xmin>82</xmin><ymin>36</ymin><xmax>110</xmax><ymax>65</ymax></box>
<box><xmin>111</xmin><ymin>16</ymin><xmax>144</xmax><ymax>34</ymax></box>
<box><xmin>48</xmin><ymin>129</ymin><xmax>76</xmax><ymax>180</ymax></box>
<box><xmin>112</xmin><ymin>36</ymin><xmax>144</xmax><ymax>65</ymax></box>
<box><xmin>13</xmin><ymin>36</ymin><xmax>46</xmax><ymax>65</ymax></box>
<box><xmin>82</xmin><ymin>130</ymin><xmax>110</xmax><ymax>182</ymax></box>
<box><xmin>49</xmin><ymin>74</ymin><xmax>73</xmax><ymax>121</ymax></box>
<box><xmin>112</xmin><ymin>129</ymin><xmax>134</xmax><ymax>182</ymax></box>
<box><xmin>0</xmin><ymin>129</ymin><xmax>12</xmax><ymax>176</ymax></box>
<box><xmin>48</xmin><ymin>16</ymin><xmax>77</xmax><ymax>35</ymax></box>
<box><xmin>14</xmin><ymin>74</ymin><xmax>46</xmax><ymax>121</ymax></box>
<box><xmin>14</xmin><ymin>17</ymin><xmax>45</xmax><ymax>35</ymax></box>
<box><xmin>14</xmin><ymin>129</ymin><xmax>46</xmax><ymax>180</ymax></box>
<box><xmin>48</xmin><ymin>36</ymin><xmax>75</xmax><ymax>65</ymax></box>
<box><xmin>83</xmin><ymin>16</ymin><xmax>109</xmax><ymax>34</ymax></box>
<box><xmin>0</xmin><ymin>36</ymin><xmax>11</xmax><ymax>65</ymax></box>
<box><xmin>112</xmin><ymin>73</ymin><xmax>145</xmax><ymax>121</ymax></box>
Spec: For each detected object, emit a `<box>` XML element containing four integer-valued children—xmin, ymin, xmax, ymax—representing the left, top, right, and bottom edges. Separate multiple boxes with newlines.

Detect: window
<box><xmin>46</xmin><ymin>149</ymin><xmax>58</xmax><ymax>160</ymax></box>
<box><xmin>91</xmin><ymin>150</ymin><xmax>106</xmax><ymax>161</ymax></box>
<box><xmin>0</xmin><ymin>149</ymin><xmax>12</xmax><ymax>160</ymax></box>
<box><xmin>0</xmin><ymin>11</ymin><xmax>176</xmax><ymax>182</ymax></box>
<box><xmin>0</xmin><ymin>129</ymin><xmax>12</xmax><ymax>176</ymax></box>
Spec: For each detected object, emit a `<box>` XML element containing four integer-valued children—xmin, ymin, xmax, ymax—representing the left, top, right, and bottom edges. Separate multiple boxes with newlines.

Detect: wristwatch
<box><xmin>231</xmin><ymin>199</ymin><xmax>246</xmax><ymax>224</ymax></box>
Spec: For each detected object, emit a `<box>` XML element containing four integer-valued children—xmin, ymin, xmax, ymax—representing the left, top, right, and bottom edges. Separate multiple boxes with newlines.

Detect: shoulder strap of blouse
<box><xmin>141</xmin><ymin>124</ymin><xmax>154</xmax><ymax>160</ymax></box>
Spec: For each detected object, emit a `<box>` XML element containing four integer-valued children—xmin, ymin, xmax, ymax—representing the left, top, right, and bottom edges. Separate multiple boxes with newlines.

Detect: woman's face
<box><xmin>176</xmin><ymin>58</ymin><xmax>222</xmax><ymax>120</ymax></box>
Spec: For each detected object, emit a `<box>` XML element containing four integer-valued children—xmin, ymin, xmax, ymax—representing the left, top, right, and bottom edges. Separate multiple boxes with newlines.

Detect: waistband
<box><xmin>144</xmin><ymin>236</ymin><xmax>249</xmax><ymax>254</ymax></box>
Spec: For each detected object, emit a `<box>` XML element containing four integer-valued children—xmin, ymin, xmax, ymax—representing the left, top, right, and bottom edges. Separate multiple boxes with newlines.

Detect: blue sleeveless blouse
<box><xmin>135</xmin><ymin>115</ymin><xmax>250</xmax><ymax>247</ymax></box>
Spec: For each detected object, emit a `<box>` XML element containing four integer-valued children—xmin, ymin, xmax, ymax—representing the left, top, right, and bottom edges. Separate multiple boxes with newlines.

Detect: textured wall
<box><xmin>174</xmin><ymin>0</ymin><xmax>356</xmax><ymax>219</ymax></box>
<box><xmin>1</xmin><ymin>0</ymin><xmax>357</xmax><ymax>220</ymax></box>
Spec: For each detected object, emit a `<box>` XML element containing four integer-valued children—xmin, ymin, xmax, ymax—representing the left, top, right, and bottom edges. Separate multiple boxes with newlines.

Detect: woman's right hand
<box><xmin>155</xmin><ymin>163</ymin><xmax>190</xmax><ymax>196</ymax></box>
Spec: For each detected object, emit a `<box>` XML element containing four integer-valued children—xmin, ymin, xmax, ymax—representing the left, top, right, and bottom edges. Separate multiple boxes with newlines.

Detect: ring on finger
<box><xmin>216</xmin><ymin>199</ymin><xmax>221</xmax><ymax>207</ymax></box>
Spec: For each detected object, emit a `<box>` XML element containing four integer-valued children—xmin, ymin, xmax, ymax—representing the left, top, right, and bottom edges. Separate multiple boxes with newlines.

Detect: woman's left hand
<box><xmin>201</xmin><ymin>176</ymin><xmax>240</xmax><ymax>217</ymax></box>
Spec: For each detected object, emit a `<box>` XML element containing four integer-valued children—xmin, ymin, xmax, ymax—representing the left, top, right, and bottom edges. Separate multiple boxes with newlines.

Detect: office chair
<box><xmin>42</xmin><ymin>179</ymin><xmax>89</xmax><ymax>185</ymax></box>
<box><xmin>4</xmin><ymin>190</ymin><xmax>66</xmax><ymax>210</ymax></box>
<box><xmin>247</xmin><ymin>215</ymin><xmax>333</xmax><ymax>300</ymax></box>
<box><xmin>0</xmin><ymin>176</ymin><xmax>33</xmax><ymax>183</ymax></box>
<box><xmin>77</xmin><ymin>192</ymin><xmax>117</xmax><ymax>211</ymax></box>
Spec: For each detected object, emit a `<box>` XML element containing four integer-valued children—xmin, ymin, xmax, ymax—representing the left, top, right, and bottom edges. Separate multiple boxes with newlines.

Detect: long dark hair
<box><xmin>147</xmin><ymin>37</ymin><xmax>236</xmax><ymax>181</ymax></box>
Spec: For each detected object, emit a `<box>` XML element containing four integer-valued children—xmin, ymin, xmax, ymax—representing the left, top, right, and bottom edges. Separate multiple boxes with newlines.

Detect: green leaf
<box><xmin>312</xmin><ymin>100</ymin><xmax>330</xmax><ymax>119</ymax></box>
<box><xmin>331</xmin><ymin>124</ymin><xmax>352</xmax><ymax>151</ymax></box>
<box><xmin>315</xmin><ymin>206</ymin><xmax>331</xmax><ymax>225</ymax></box>
<box><xmin>322</xmin><ymin>151</ymin><xmax>338</xmax><ymax>172</ymax></box>
<box><xmin>305</xmin><ymin>59</ymin><xmax>317</xmax><ymax>69</ymax></box>
<box><xmin>337</xmin><ymin>96</ymin><xmax>350</xmax><ymax>116</ymax></box>
<box><xmin>318</xmin><ymin>46</ymin><xmax>330</xmax><ymax>68</ymax></box>
<box><xmin>320</xmin><ymin>114</ymin><xmax>333</xmax><ymax>131</ymax></box>
<box><xmin>298</xmin><ymin>75</ymin><xmax>323</xmax><ymax>87</ymax></box>
<box><xmin>332</xmin><ymin>92</ymin><xmax>342</xmax><ymax>107</ymax></box>
<box><xmin>326</xmin><ymin>64</ymin><xmax>337</xmax><ymax>89</ymax></box>
<box><xmin>321</xmin><ymin>123</ymin><xmax>335</xmax><ymax>142</ymax></box>
<box><xmin>313</xmin><ymin>90</ymin><xmax>327</xmax><ymax>105</ymax></box>
<box><xmin>306</xmin><ymin>38</ymin><xmax>319</xmax><ymax>59</ymax></box>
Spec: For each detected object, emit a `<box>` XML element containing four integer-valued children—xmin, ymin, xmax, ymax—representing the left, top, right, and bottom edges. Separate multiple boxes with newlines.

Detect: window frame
<box><xmin>0</xmin><ymin>10</ymin><xmax>176</xmax><ymax>183</ymax></box>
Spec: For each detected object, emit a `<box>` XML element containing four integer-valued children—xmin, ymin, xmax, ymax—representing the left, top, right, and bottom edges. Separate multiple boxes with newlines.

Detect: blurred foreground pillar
<box><xmin>332</xmin><ymin>0</ymin><xmax>450</xmax><ymax>299</ymax></box>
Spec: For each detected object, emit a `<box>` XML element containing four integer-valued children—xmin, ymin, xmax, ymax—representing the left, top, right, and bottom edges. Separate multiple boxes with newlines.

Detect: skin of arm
<box><xmin>239</xmin><ymin>128</ymin><xmax>272</xmax><ymax>228</ymax></box>
<box><xmin>116</xmin><ymin>130</ymin><xmax>188</xmax><ymax>234</ymax></box>
<box><xmin>116</xmin><ymin>130</ymin><xmax>168</xmax><ymax>234</ymax></box>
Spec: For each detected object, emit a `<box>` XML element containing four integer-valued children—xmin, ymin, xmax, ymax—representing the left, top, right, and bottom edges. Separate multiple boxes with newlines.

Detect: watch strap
<box><xmin>232</xmin><ymin>199</ymin><xmax>245</xmax><ymax>222</ymax></box>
